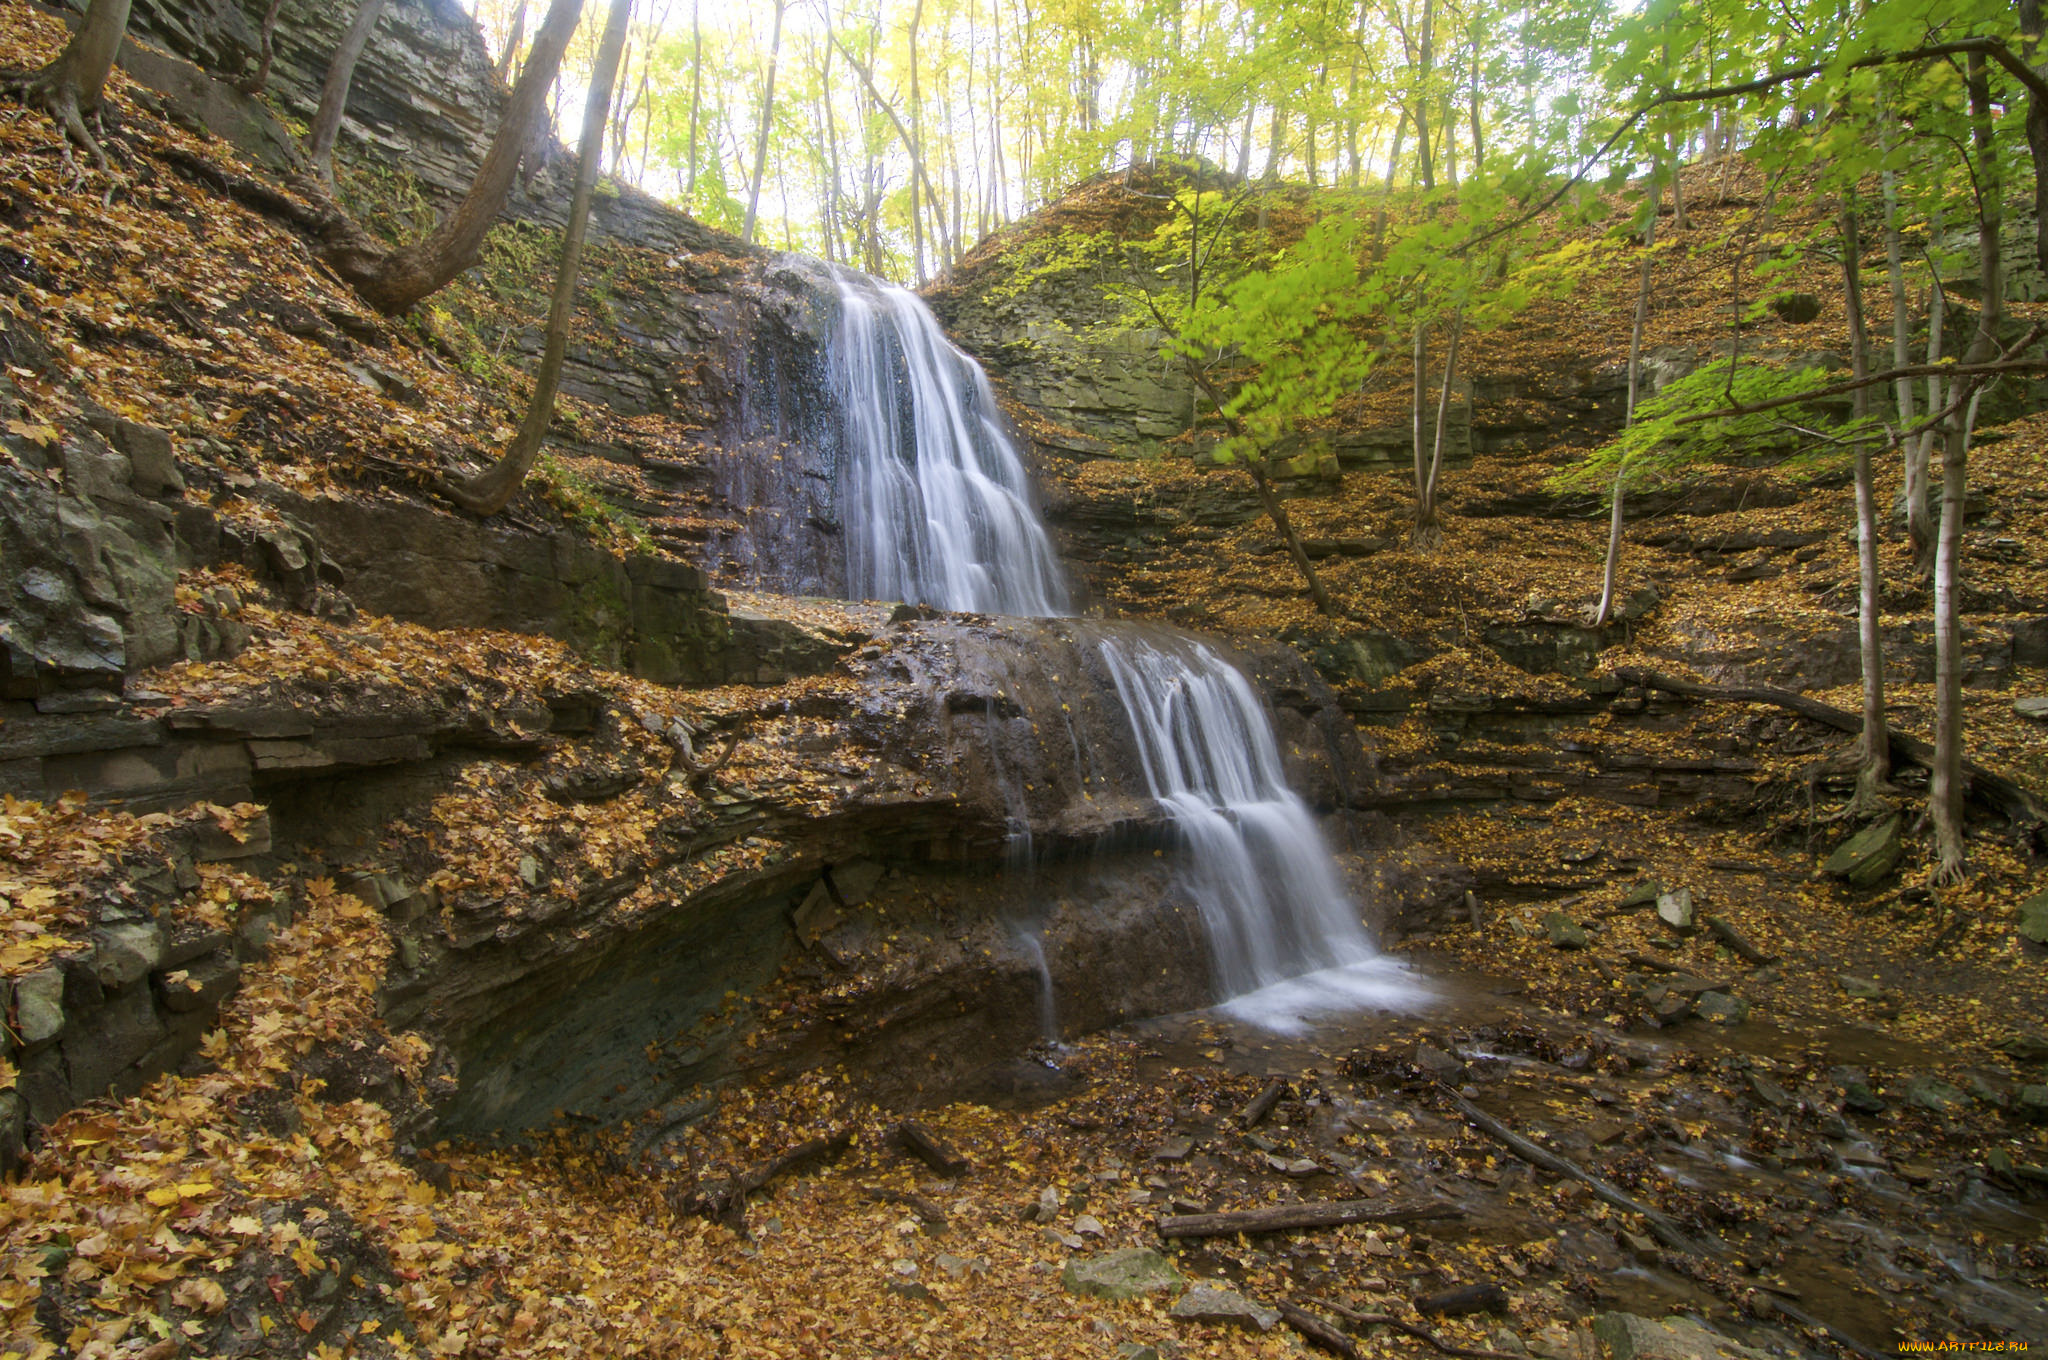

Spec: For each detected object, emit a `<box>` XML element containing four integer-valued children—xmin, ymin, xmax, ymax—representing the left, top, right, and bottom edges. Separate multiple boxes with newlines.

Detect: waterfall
<box><xmin>829</xmin><ymin>271</ymin><xmax>1070</xmax><ymax>617</ymax></box>
<box><xmin>808</xmin><ymin>262</ymin><xmax>1419</xmax><ymax>1025</ymax></box>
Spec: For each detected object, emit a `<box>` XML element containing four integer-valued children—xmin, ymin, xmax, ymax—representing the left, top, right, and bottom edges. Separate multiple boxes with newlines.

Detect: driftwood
<box><xmin>1445</xmin><ymin>1092</ymin><xmax>1698</xmax><ymax>1254</ymax></box>
<box><xmin>1241</xmin><ymin>1077</ymin><xmax>1289</xmax><ymax>1128</ymax></box>
<box><xmin>1279</xmin><ymin>1302</ymin><xmax>1362</xmax><ymax>1358</ymax></box>
<box><xmin>1157</xmin><ymin>1197</ymin><xmax>1462</xmax><ymax>1240</ymax></box>
<box><xmin>1312</xmin><ymin>1297</ymin><xmax>1526</xmax><ymax>1360</ymax></box>
<box><xmin>890</xmin><ymin>1120</ymin><xmax>970</xmax><ymax>1177</ymax></box>
<box><xmin>1624</xmin><ymin>950</ymin><xmax>1683</xmax><ymax>974</ymax></box>
<box><xmin>1415</xmin><ymin>1283</ymin><xmax>1508</xmax><ymax>1317</ymax></box>
<box><xmin>1615</xmin><ymin>667</ymin><xmax>2046</xmax><ymax>831</ymax></box>
<box><xmin>674</xmin><ymin>1127</ymin><xmax>853</xmax><ymax>1230</ymax></box>
<box><xmin>1704</xmin><ymin>913</ymin><xmax>1777</xmax><ymax>965</ymax></box>
<box><xmin>859</xmin><ymin>1183</ymin><xmax>949</xmax><ymax>1231</ymax></box>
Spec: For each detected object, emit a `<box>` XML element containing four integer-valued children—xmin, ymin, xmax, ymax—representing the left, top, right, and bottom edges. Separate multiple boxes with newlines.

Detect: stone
<box><xmin>1655</xmin><ymin>888</ymin><xmax>1695</xmax><ymax>935</ymax></box>
<box><xmin>1061</xmin><ymin>1248</ymin><xmax>1183</xmax><ymax>1301</ymax></box>
<box><xmin>1545</xmin><ymin>911</ymin><xmax>1589</xmax><ymax>950</ymax></box>
<box><xmin>2015</xmin><ymin>697</ymin><xmax>2048</xmax><ymax>722</ymax></box>
<box><xmin>1837</xmin><ymin>974</ymin><xmax>1885</xmax><ymax>1000</ymax></box>
<box><xmin>14</xmin><ymin>967</ymin><xmax>65</xmax><ymax>1049</ymax></box>
<box><xmin>1170</xmin><ymin>1285</ymin><xmax>1280</xmax><ymax>1332</ymax></box>
<box><xmin>1694</xmin><ymin>991</ymin><xmax>1749</xmax><ymax>1026</ymax></box>
<box><xmin>1617</xmin><ymin>881</ymin><xmax>1662</xmax><ymax>909</ymax></box>
<box><xmin>1593</xmin><ymin>1312</ymin><xmax>1773</xmax><ymax>1360</ymax></box>
<box><xmin>2016</xmin><ymin>1086</ymin><xmax>2048</xmax><ymax>1122</ymax></box>
<box><xmin>1073</xmin><ymin>1215</ymin><xmax>1106</xmax><ymax>1237</ymax></box>
<box><xmin>1822</xmin><ymin>815</ymin><xmax>1903</xmax><ymax>888</ymax></box>
<box><xmin>1904</xmin><ymin>1076</ymin><xmax>1967</xmax><ymax>1114</ymax></box>
<box><xmin>1770</xmin><ymin>293</ymin><xmax>1824</xmax><ymax>325</ymax></box>
<box><xmin>1415</xmin><ymin>1044</ymin><xmax>1465</xmax><ymax>1079</ymax></box>
<box><xmin>2019</xmin><ymin>890</ymin><xmax>2048</xmax><ymax>945</ymax></box>
<box><xmin>1152</xmin><ymin>1135</ymin><xmax>1194</xmax><ymax>1162</ymax></box>
<box><xmin>156</xmin><ymin>955</ymin><xmax>242</xmax><ymax>1014</ymax></box>
<box><xmin>518</xmin><ymin>856</ymin><xmax>543</xmax><ymax>887</ymax></box>
<box><xmin>830</xmin><ymin>860</ymin><xmax>886</xmax><ymax>907</ymax></box>
<box><xmin>92</xmin><ymin>922</ymin><xmax>165</xmax><ymax>989</ymax></box>
<box><xmin>1117</xmin><ymin>1348</ymin><xmax>1162</xmax><ymax>1360</ymax></box>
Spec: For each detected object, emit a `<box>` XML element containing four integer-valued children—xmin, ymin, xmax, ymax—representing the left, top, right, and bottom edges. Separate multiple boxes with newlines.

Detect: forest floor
<box><xmin>1</xmin><ymin>5</ymin><xmax>2045</xmax><ymax>1358</ymax></box>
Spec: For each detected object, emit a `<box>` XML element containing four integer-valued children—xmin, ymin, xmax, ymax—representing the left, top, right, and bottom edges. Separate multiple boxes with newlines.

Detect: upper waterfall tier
<box><xmin>828</xmin><ymin>269</ymin><xmax>1071</xmax><ymax>617</ymax></box>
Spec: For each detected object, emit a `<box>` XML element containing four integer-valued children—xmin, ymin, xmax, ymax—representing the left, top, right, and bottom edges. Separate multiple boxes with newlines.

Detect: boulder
<box><xmin>14</xmin><ymin>967</ymin><xmax>66</xmax><ymax>1049</ymax></box>
<box><xmin>1694</xmin><ymin>991</ymin><xmax>1749</xmax><ymax>1026</ymax></box>
<box><xmin>2015</xmin><ymin>697</ymin><xmax>2048</xmax><ymax>722</ymax></box>
<box><xmin>1593</xmin><ymin>1312</ymin><xmax>1772</xmax><ymax>1360</ymax></box>
<box><xmin>2019</xmin><ymin>890</ymin><xmax>2048</xmax><ymax>945</ymax></box>
<box><xmin>1170</xmin><ymin>1285</ymin><xmax>1280</xmax><ymax>1332</ymax></box>
<box><xmin>1545</xmin><ymin>911</ymin><xmax>1589</xmax><ymax>950</ymax></box>
<box><xmin>1061</xmin><ymin>1249</ymin><xmax>1184</xmax><ymax>1302</ymax></box>
<box><xmin>1655</xmin><ymin>888</ymin><xmax>1696</xmax><ymax>935</ymax></box>
<box><xmin>1822</xmin><ymin>815</ymin><xmax>1902</xmax><ymax>888</ymax></box>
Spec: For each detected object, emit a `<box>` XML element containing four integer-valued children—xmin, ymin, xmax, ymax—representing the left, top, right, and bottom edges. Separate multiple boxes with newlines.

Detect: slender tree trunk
<box><xmin>320</xmin><ymin>0</ymin><xmax>584</xmax><ymax>315</ymax></box>
<box><xmin>1414</xmin><ymin>0</ymin><xmax>1436</xmax><ymax>189</ymax></box>
<box><xmin>308</xmin><ymin>0</ymin><xmax>390</xmax><ymax>187</ymax></box>
<box><xmin>1931</xmin><ymin>54</ymin><xmax>2005</xmax><ymax>883</ymax></box>
<box><xmin>1413</xmin><ymin>308</ymin><xmax>1463</xmax><ymax>548</ymax></box>
<box><xmin>908</xmin><ymin>0</ymin><xmax>928</xmax><ymax>280</ymax></box>
<box><xmin>1905</xmin><ymin>208</ymin><xmax>1945</xmax><ymax>574</ymax></box>
<box><xmin>1882</xmin><ymin>161</ymin><xmax>1913</xmax><ymax>431</ymax></box>
<box><xmin>11</xmin><ymin>0</ymin><xmax>134</xmax><ymax>168</ymax></box>
<box><xmin>238</xmin><ymin>0</ymin><xmax>287</xmax><ymax>95</ymax></box>
<box><xmin>1594</xmin><ymin>470</ymin><xmax>1626</xmax><ymax>626</ymax></box>
<box><xmin>684</xmin><ymin>0</ymin><xmax>702</xmax><ymax>209</ymax></box>
<box><xmin>1250</xmin><ymin>465</ymin><xmax>1335</xmax><ymax>613</ymax></box>
<box><xmin>742</xmin><ymin>0</ymin><xmax>786</xmax><ymax>245</ymax></box>
<box><xmin>1625</xmin><ymin>179</ymin><xmax>1660</xmax><ymax>424</ymax></box>
<box><xmin>444</xmin><ymin>0</ymin><xmax>632</xmax><ymax>517</ymax></box>
<box><xmin>496</xmin><ymin>0</ymin><xmax>529</xmax><ymax>82</ymax></box>
<box><xmin>1841</xmin><ymin>199</ymin><xmax>1890</xmax><ymax>813</ymax></box>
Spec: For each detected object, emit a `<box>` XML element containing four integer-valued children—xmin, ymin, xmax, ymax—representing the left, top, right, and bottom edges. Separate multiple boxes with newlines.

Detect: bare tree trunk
<box><xmin>1931</xmin><ymin>54</ymin><xmax>2004</xmax><ymax>883</ymax></box>
<box><xmin>238</xmin><ymin>0</ymin><xmax>286</xmax><ymax>96</ymax></box>
<box><xmin>308</xmin><ymin>0</ymin><xmax>390</xmax><ymax>187</ymax></box>
<box><xmin>1412</xmin><ymin>308</ymin><xmax>1462</xmax><ymax>548</ymax></box>
<box><xmin>444</xmin><ymin>0</ymin><xmax>632</xmax><ymax>517</ymax></box>
<box><xmin>1841</xmin><ymin>199</ymin><xmax>1890</xmax><ymax>814</ymax></box>
<box><xmin>496</xmin><ymin>0</ymin><xmax>528</xmax><ymax>83</ymax></box>
<box><xmin>1882</xmin><ymin>159</ymin><xmax>1913</xmax><ymax>431</ymax></box>
<box><xmin>1594</xmin><ymin>470</ymin><xmax>1625</xmax><ymax>625</ymax></box>
<box><xmin>8</xmin><ymin>0</ymin><xmax>134</xmax><ymax>169</ymax></box>
<box><xmin>322</xmin><ymin>0</ymin><xmax>584</xmax><ymax>315</ymax></box>
<box><xmin>684</xmin><ymin>0</ymin><xmax>701</xmax><ymax>208</ymax></box>
<box><xmin>742</xmin><ymin>0</ymin><xmax>787</xmax><ymax>245</ymax></box>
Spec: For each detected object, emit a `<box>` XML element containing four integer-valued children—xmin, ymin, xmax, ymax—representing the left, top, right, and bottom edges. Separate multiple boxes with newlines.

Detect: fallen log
<box><xmin>1704</xmin><ymin>913</ymin><xmax>1777</xmax><ymax>965</ymax></box>
<box><xmin>1242</xmin><ymin>1077</ymin><xmax>1289</xmax><ymax>1128</ymax></box>
<box><xmin>1415</xmin><ymin>1283</ymin><xmax>1508</xmax><ymax>1317</ymax></box>
<box><xmin>1445</xmin><ymin>1092</ymin><xmax>1698</xmax><ymax>1255</ymax></box>
<box><xmin>1279</xmin><ymin>1302</ymin><xmax>1362</xmax><ymax>1358</ymax></box>
<box><xmin>1614</xmin><ymin>667</ymin><xmax>2045</xmax><ymax>831</ymax></box>
<box><xmin>890</xmin><ymin>1120</ymin><xmax>970</xmax><ymax>1177</ymax></box>
<box><xmin>860</xmin><ymin>1183</ymin><xmax>949</xmax><ymax>1232</ymax></box>
<box><xmin>1157</xmin><ymin>1197</ymin><xmax>1462</xmax><ymax>1240</ymax></box>
<box><xmin>676</xmin><ymin>1127</ymin><xmax>853</xmax><ymax>1230</ymax></box>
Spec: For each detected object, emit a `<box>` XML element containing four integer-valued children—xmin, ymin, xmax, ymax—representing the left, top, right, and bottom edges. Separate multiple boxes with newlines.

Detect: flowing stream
<box><xmin>817</xmin><ymin>266</ymin><xmax>1422</xmax><ymax>1027</ymax></box>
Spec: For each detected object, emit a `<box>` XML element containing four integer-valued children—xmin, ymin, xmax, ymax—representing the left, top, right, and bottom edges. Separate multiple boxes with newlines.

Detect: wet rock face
<box><xmin>410</xmin><ymin>615</ymin><xmax>1377</xmax><ymax>1133</ymax></box>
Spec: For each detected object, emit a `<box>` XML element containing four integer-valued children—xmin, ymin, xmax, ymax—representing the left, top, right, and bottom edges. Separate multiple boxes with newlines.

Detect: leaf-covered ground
<box><xmin>2</xmin><ymin>4</ymin><xmax>2046</xmax><ymax>1357</ymax></box>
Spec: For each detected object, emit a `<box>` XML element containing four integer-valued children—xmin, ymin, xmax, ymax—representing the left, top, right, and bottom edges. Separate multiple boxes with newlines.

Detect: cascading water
<box><xmin>829</xmin><ymin>271</ymin><xmax>1069</xmax><ymax>617</ymax></box>
<box><xmin>809</xmin><ymin>262</ymin><xmax>1421</xmax><ymax>1026</ymax></box>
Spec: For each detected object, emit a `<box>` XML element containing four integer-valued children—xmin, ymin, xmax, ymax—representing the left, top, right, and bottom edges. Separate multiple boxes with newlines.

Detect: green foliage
<box><xmin>1551</xmin><ymin>358</ymin><xmax>1838</xmax><ymax>497</ymax></box>
<box><xmin>534</xmin><ymin>455</ymin><xmax>655</xmax><ymax>554</ymax></box>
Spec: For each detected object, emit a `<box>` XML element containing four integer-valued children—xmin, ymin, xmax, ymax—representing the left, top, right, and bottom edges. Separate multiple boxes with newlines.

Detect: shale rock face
<box><xmin>412</xmin><ymin>615</ymin><xmax>1379</xmax><ymax>1132</ymax></box>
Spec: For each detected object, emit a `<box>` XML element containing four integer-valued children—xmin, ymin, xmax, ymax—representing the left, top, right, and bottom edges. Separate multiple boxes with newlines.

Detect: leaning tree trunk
<box><xmin>323</xmin><ymin>0</ymin><xmax>585</xmax><ymax>315</ymax></box>
<box><xmin>307</xmin><ymin>0</ymin><xmax>389</xmax><ymax>186</ymax></box>
<box><xmin>8</xmin><ymin>0</ymin><xmax>133</xmax><ymax>168</ymax></box>
<box><xmin>1931</xmin><ymin>54</ymin><xmax>2005</xmax><ymax>884</ymax></box>
<box><xmin>443</xmin><ymin>0</ymin><xmax>632</xmax><ymax>516</ymax></box>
